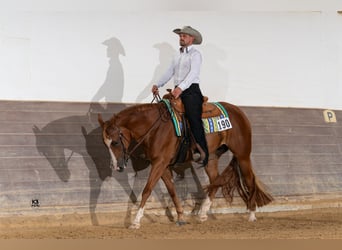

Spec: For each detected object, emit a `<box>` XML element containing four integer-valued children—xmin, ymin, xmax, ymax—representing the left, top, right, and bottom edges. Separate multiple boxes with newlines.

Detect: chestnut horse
<box><xmin>98</xmin><ymin>96</ymin><xmax>273</xmax><ymax>229</ymax></box>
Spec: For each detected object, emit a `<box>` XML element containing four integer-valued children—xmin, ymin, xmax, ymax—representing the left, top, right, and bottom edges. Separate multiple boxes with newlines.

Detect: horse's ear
<box><xmin>32</xmin><ymin>125</ymin><xmax>41</xmax><ymax>134</ymax></box>
<box><xmin>98</xmin><ymin>114</ymin><xmax>105</xmax><ymax>128</ymax></box>
<box><xmin>162</xmin><ymin>89</ymin><xmax>176</xmax><ymax>100</ymax></box>
<box><xmin>110</xmin><ymin>114</ymin><xmax>116</xmax><ymax>122</ymax></box>
<box><xmin>81</xmin><ymin>126</ymin><xmax>88</xmax><ymax>137</ymax></box>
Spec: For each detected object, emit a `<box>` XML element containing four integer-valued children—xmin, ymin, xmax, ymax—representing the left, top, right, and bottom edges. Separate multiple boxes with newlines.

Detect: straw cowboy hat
<box><xmin>173</xmin><ymin>26</ymin><xmax>202</xmax><ymax>45</ymax></box>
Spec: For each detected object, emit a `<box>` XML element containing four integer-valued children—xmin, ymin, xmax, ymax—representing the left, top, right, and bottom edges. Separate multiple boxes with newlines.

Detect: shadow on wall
<box><xmin>200</xmin><ymin>43</ymin><xmax>230</xmax><ymax>102</ymax></box>
<box><xmin>32</xmin><ymin>103</ymin><xmax>140</xmax><ymax>226</ymax></box>
<box><xmin>31</xmin><ymin>36</ymin><xmax>142</xmax><ymax>226</ymax></box>
<box><xmin>91</xmin><ymin>37</ymin><xmax>125</xmax><ymax>103</ymax></box>
<box><xmin>135</xmin><ymin>42</ymin><xmax>176</xmax><ymax>103</ymax></box>
<box><xmin>32</xmin><ymin>104</ymin><xmax>204</xmax><ymax>227</ymax></box>
<box><xmin>135</xmin><ymin>42</ymin><xmax>229</xmax><ymax>103</ymax></box>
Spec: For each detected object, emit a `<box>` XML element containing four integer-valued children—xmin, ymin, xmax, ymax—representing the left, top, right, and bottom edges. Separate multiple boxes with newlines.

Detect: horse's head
<box><xmin>98</xmin><ymin>113</ymin><xmax>131</xmax><ymax>172</ymax></box>
<box><xmin>32</xmin><ymin>125</ymin><xmax>71</xmax><ymax>182</ymax></box>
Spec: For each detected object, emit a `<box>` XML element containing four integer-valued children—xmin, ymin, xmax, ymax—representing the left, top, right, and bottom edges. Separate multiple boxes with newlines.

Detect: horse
<box><xmin>98</xmin><ymin>94</ymin><xmax>273</xmax><ymax>229</ymax></box>
<box><xmin>32</xmin><ymin>103</ymin><xmax>174</xmax><ymax>226</ymax></box>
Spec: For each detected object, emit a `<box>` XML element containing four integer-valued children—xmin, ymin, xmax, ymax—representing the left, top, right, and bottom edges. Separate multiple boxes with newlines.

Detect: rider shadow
<box><xmin>135</xmin><ymin>42</ymin><xmax>176</xmax><ymax>103</ymax></box>
<box><xmin>92</xmin><ymin>37</ymin><xmax>125</xmax><ymax>103</ymax></box>
<box><xmin>201</xmin><ymin>43</ymin><xmax>229</xmax><ymax>101</ymax></box>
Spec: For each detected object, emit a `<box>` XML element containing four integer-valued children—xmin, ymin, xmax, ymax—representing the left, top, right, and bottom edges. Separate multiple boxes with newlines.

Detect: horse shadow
<box><xmin>32</xmin><ymin>104</ymin><xmax>204</xmax><ymax>226</ymax></box>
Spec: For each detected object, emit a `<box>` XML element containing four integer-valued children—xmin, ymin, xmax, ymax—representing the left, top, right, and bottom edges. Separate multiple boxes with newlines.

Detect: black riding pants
<box><xmin>180</xmin><ymin>84</ymin><xmax>208</xmax><ymax>157</ymax></box>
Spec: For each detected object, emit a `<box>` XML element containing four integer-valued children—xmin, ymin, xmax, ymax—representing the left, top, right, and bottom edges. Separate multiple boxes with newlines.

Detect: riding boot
<box><xmin>193</xmin><ymin>143</ymin><xmax>209</xmax><ymax>167</ymax></box>
<box><xmin>180</xmin><ymin>83</ymin><xmax>208</xmax><ymax>167</ymax></box>
<box><xmin>197</xmin><ymin>149</ymin><xmax>209</xmax><ymax>168</ymax></box>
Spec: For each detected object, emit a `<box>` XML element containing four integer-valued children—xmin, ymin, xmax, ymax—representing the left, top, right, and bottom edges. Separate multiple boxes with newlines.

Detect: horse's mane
<box><xmin>114</xmin><ymin>102</ymin><xmax>165</xmax><ymax>124</ymax></box>
<box><xmin>118</xmin><ymin>103</ymin><xmax>158</xmax><ymax>116</ymax></box>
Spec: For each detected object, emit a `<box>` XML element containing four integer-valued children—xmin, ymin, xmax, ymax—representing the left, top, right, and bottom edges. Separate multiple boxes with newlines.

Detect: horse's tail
<box><xmin>205</xmin><ymin>157</ymin><xmax>241</xmax><ymax>204</ymax></box>
<box><xmin>251</xmin><ymin>175</ymin><xmax>274</xmax><ymax>208</ymax></box>
<box><xmin>206</xmin><ymin>156</ymin><xmax>273</xmax><ymax>209</ymax></box>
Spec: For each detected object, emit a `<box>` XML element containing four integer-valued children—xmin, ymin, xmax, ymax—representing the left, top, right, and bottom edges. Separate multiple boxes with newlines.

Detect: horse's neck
<box><xmin>118</xmin><ymin>104</ymin><xmax>161</xmax><ymax>137</ymax></box>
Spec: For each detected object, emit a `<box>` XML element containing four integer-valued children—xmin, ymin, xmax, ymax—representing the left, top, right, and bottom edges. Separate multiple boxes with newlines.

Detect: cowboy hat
<box><xmin>173</xmin><ymin>26</ymin><xmax>202</xmax><ymax>45</ymax></box>
<box><xmin>102</xmin><ymin>37</ymin><xmax>125</xmax><ymax>56</ymax></box>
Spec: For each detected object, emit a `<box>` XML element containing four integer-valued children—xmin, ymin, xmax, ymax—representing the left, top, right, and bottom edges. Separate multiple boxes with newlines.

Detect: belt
<box><xmin>175</xmin><ymin>83</ymin><xmax>199</xmax><ymax>88</ymax></box>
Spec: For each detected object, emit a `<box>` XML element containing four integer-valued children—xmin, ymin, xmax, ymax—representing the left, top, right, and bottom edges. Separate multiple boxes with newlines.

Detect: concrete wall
<box><xmin>0</xmin><ymin>100</ymin><xmax>341</xmax><ymax>222</ymax></box>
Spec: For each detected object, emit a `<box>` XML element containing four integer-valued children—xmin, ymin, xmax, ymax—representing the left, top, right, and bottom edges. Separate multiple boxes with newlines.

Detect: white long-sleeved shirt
<box><xmin>156</xmin><ymin>45</ymin><xmax>202</xmax><ymax>91</ymax></box>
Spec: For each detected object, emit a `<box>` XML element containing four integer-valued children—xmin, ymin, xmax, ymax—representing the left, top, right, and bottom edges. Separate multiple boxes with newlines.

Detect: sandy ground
<box><xmin>0</xmin><ymin>206</ymin><xmax>341</xmax><ymax>239</ymax></box>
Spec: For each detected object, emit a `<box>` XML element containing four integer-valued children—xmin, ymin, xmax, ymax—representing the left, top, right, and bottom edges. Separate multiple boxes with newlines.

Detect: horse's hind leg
<box><xmin>238</xmin><ymin>156</ymin><xmax>273</xmax><ymax>221</ymax></box>
<box><xmin>237</xmin><ymin>156</ymin><xmax>258</xmax><ymax>221</ymax></box>
<box><xmin>198</xmin><ymin>158</ymin><xmax>220</xmax><ymax>222</ymax></box>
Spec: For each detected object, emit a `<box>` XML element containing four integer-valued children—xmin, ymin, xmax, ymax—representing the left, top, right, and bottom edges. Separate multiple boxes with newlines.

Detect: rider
<box><xmin>151</xmin><ymin>26</ymin><xmax>209</xmax><ymax>167</ymax></box>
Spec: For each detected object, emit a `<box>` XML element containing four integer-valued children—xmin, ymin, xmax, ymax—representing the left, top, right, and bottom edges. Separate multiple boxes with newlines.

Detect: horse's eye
<box><xmin>111</xmin><ymin>141</ymin><xmax>119</xmax><ymax>146</ymax></box>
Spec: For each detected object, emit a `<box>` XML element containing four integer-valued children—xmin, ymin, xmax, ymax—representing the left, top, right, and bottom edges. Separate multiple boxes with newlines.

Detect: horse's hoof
<box><xmin>128</xmin><ymin>223</ymin><xmax>141</xmax><ymax>229</ymax></box>
<box><xmin>198</xmin><ymin>215</ymin><xmax>208</xmax><ymax>222</ymax></box>
<box><xmin>248</xmin><ymin>214</ymin><xmax>257</xmax><ymax>222</ymax></box>
<box><xmin>175</xmin><ymin>221</ymin><xmax>187</xmax><ymax>226</ymax></box>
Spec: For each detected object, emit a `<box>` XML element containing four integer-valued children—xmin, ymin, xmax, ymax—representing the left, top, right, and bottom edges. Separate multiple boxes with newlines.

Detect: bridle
<box><xmin>111</xmin><ymin>94</ymin><xmax>169</xmax><ymax>166</ymax></box>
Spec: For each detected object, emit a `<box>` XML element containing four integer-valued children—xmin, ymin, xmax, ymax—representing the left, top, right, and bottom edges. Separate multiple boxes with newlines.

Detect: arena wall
<box><xmin>0</xmin><ymin>100</ymin><xmax>341</xmax><ymax>221</ymax></box>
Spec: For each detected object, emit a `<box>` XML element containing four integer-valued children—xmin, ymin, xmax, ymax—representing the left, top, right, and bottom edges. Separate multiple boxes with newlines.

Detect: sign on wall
<box><xmin>323</xmin><ymin>110</ymin><xmax>337</xmax><ymax>123</ymax></box>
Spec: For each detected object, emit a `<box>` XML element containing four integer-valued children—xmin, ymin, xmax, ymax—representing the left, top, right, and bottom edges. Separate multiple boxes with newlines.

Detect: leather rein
<box><xmin>117</xmin><ymin>93</ymin><xmax>168</xmax><ymax>165</ymax></box>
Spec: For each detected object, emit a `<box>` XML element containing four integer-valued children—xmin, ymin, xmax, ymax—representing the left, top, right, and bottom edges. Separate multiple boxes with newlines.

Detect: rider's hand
<box><xmin>172</xmin><ymin>87</ymin><xmax>182</xmax><ymax>99</ymax></box>
<box><xmin>152</xmin><ymin>85</ymin><xmax>159</xmax><ymax>95</ymax></box>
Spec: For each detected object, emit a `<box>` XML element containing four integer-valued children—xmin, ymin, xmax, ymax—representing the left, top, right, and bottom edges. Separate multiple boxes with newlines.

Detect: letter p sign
<box><xmin>323</xmin><ymin>110</ymin><xmax>337</xmax><ymax>123</ymax></box>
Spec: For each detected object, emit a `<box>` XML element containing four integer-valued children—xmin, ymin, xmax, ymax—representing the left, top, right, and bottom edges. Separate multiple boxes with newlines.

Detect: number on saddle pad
<box><xmin>216</xmin><ymin>117</ymin><xmax>232</xmax><ymax>131</ymax></box>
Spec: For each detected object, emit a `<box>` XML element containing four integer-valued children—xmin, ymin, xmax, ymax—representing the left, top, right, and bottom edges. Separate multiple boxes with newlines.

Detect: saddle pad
<box><xmin>203</xmin><ymin>102</ymin><xmax>233</xmax><ymax>133</ymax></box>
<box><xmin>161</xmin><ymin>99</ymin><xmax>182</xmax><ymax>136</ymax></box>
<box><xmin>161</xmin><ymin>99</ymin><xmax>232</xmax><ymax>137</ymax></box>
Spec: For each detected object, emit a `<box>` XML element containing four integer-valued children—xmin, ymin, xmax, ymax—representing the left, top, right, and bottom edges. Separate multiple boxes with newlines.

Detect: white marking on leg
<box><xmin>129</xmin><ymin>207</ymin><xmax>145</xmax><ymax>229</ymax></box>
<box><xmin>198</xmin><ymin>196</ymin><xmax>212</xmax><ymax>222</ymax></box>
<box><xmin>248</xmin><ymin>211</ymin><xmax>257</xmax><ymax>222</ymax></box>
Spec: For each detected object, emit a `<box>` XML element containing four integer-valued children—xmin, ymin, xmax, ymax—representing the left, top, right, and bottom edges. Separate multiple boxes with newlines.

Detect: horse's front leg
<box><xmin>129</xmin><ymin>163</ymin><xmax>167</xmax><ymax>229</ymax></box>
<box><xmin>160</xmin><ymin>167</ymin><xmax>186</xmax><ymax>225</ymax></box>
<box><xmin>198</xmin><ymin>158</ymin><xmax>219</xmax><ymax>222</ymax></box>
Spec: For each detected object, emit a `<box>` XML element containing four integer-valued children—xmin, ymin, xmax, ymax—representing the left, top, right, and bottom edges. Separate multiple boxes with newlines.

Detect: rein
<box><xmin>119</xmin><ymin>94</ymin><xmax>168</xmax><ymax>165</ymax></box>
<box><xmin>151</xmin><ymin>93</ymin><xmax>162</xmax><ymax>103</ymax></box>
